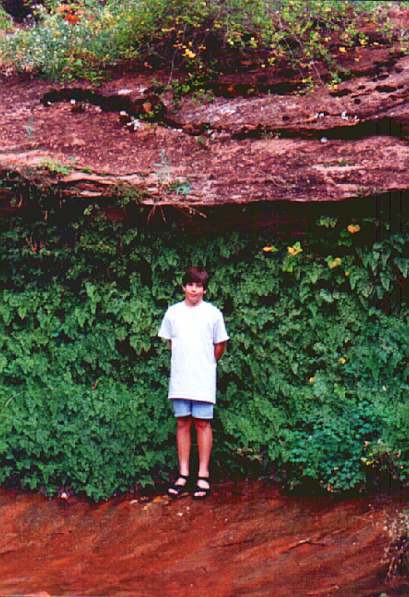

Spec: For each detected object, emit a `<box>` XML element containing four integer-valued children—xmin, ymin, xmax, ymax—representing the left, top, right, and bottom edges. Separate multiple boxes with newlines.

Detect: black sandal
<box><xmin>167</xmin><ymin>473</ymin><xmax>189</xmax><ymax>499</ymax></box>
<box><xmin>192</xmin><ymin>476</ymin><xmax>211</xmax><ymax>500</ymax></box>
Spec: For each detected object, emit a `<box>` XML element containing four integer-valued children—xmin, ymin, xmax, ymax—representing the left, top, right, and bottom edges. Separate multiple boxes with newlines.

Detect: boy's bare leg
<box><xmin>194</xmin><ymin>418</ymin><xmax>213</xmax><ymax>495</ymax></box>
<box><xmin>176</xmin><ymin>415</ymin><xmax>192</xmax><ymax>482</ymax></box>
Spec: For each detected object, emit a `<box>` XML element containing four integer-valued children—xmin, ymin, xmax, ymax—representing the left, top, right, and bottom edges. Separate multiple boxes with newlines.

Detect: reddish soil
<box><xmin>0</xmin><ymin>482</ymin><xmax>407</xmax><ymax>596</ymax></box>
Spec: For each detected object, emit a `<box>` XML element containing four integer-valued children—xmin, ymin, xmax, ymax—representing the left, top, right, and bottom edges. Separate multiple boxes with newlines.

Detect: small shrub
<box><xmin>385</xmin><ymin>510</ymin><xmax>409</xmax><ymax>584</ymax></box>
<box><xmin>0</xmin><ymin>6</ymin><xmax>12</xmax><ymax>32</ymax></box>
<box><xmin>0</xmin><ymin>0</ymin><xmax>405</xmax><ymax>86</ymax></box>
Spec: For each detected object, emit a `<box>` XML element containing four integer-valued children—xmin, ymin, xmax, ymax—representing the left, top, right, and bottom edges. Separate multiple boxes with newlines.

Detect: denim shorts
<box><xmin>171</xmin><ymin>399</ymin><xmax>214</xmax><ymax>419</ymax></box>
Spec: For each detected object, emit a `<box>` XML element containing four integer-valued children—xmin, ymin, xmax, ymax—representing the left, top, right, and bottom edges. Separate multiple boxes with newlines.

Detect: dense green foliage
<box><xmin>0</xmin><ymin>194</ymin><xmax>408</xmax><ymax>501</ymax></box>
<box><xmin>0</xmin><ymin>0</ymin><xmax>407</xmax><ymax>86</ymax></box>
<box><xmin>0</xmin><ymin>5</ymin><xmax>12</xmax><ymax>31</ymax></box>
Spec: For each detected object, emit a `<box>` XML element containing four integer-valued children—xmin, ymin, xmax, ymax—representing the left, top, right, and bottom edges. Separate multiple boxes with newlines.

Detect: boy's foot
<box><xmin>167</xmin><ymin>474</ymin><xmax>189</xmax><ymax>499</ymax></box>
<box><xmin>192</xmin><ymin>476</ymin><xmax>211</xmax><ymax>500</ymax></box>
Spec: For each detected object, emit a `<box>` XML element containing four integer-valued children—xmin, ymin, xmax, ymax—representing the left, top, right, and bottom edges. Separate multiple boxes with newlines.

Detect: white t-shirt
<box><xmin>158</xmin><ymin>300</ymin><xmax>229</xmax><ymax>404</ymax></box>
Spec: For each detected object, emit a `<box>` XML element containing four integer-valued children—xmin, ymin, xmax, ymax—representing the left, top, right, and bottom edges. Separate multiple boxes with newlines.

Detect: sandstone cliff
<box><xmin>0</xmin><ymin>11</ymin><xmax>409</xmax><ymax>221</ymax></box>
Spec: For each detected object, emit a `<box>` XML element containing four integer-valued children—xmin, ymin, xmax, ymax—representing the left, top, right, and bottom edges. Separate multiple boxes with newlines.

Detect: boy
<box><xmin>158</xmin><ymin>266</ymin><xmax>229</xmax><ymax>499</ymax></box>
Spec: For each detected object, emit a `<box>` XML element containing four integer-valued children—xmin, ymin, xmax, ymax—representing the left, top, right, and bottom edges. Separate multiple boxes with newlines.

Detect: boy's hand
<box><xmin>214</xmin><ymin>341</ymin><xmax>227</xmax><ymax>362</ymax></box>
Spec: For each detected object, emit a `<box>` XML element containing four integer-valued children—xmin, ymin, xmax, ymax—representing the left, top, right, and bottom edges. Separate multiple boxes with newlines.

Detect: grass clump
<box><xmin>0</xmin><ymin>5</ymin><xmax>13</xmax><ymax>32</ymax></box>
<box><xmin>0</xmin><ymin>0</ymin><xmax>407</xmax><ymax>88</ymax></box>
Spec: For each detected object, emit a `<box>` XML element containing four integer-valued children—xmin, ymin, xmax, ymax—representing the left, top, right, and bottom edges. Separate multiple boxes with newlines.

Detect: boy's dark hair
<box><xmin>182</xmin><ymin>266</ymin><xmax>210</xmax><ymax>289</ymax></box>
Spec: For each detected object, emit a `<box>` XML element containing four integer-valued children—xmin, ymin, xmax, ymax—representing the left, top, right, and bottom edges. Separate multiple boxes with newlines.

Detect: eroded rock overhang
<box><xmin>1</xmin><ymin>47</ymin><xmax>409</xmax><ymax>209</ymax></box>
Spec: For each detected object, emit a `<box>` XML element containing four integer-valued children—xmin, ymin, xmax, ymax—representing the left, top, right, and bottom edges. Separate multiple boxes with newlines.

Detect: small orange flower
<box><xmin>287</xmin><ymin>242</ymin><xmax>303</xmax><ymax>256</ymax></box>
<box><xmin>64</xmin><ymin>13</ymin><xmax>80</xmax><ymax>24</ymax></box>
<box><xmin>262</xmin><ymin>245</ymin><xmax>278</xmax><ymax>254</ymax></box>
<box><xmin>347</xmin><ymin>224</ymin><xmax>360</xmax><ymax>234</ymax></box>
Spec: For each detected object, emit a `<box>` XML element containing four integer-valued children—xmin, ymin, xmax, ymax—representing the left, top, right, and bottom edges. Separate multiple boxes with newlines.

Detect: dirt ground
<box><xmin>0</xmin><ymin>481</ymin><xmax>407</xmax><ymax>596</ymax></box>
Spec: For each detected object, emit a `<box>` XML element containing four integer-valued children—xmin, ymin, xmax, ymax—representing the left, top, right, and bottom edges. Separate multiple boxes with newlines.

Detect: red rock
<box><xmin>0</xmin><ymin>483</ymin><xmax>407</xmax><ymax>595</ymax></box>
<box><xmin>0</xmin><ymin>40</ymin><xmax>409</xmax><ymax>211</ymax></box>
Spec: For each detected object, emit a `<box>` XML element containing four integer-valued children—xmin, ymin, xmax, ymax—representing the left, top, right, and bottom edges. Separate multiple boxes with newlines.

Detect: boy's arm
<box><xmin>158</xmin><ymin>308</ymin><xmax>172</xmax><ymax>348</ymax></box>
<box><xmin>214</xmin><ymin>341</ymin><xmax>227</xmax><ymax>362</ymax></box>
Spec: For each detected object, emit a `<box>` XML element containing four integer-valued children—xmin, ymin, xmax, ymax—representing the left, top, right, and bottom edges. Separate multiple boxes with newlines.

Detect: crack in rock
<box><xmin>232</xmin><ymin>116</ymin><xmax>408</xmax><ymax>141</ymax></box>
<box><xmin>41</xmin><ymin>87</ymin><xmax>167</xmax><ymax>126</ymax></box>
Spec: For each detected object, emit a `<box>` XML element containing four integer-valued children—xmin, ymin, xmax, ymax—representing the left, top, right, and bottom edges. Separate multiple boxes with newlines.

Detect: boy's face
<box><xmin>183</xmin><ymin>281</ymin><xmax>206</xmax><ymax>306</ymax></box>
